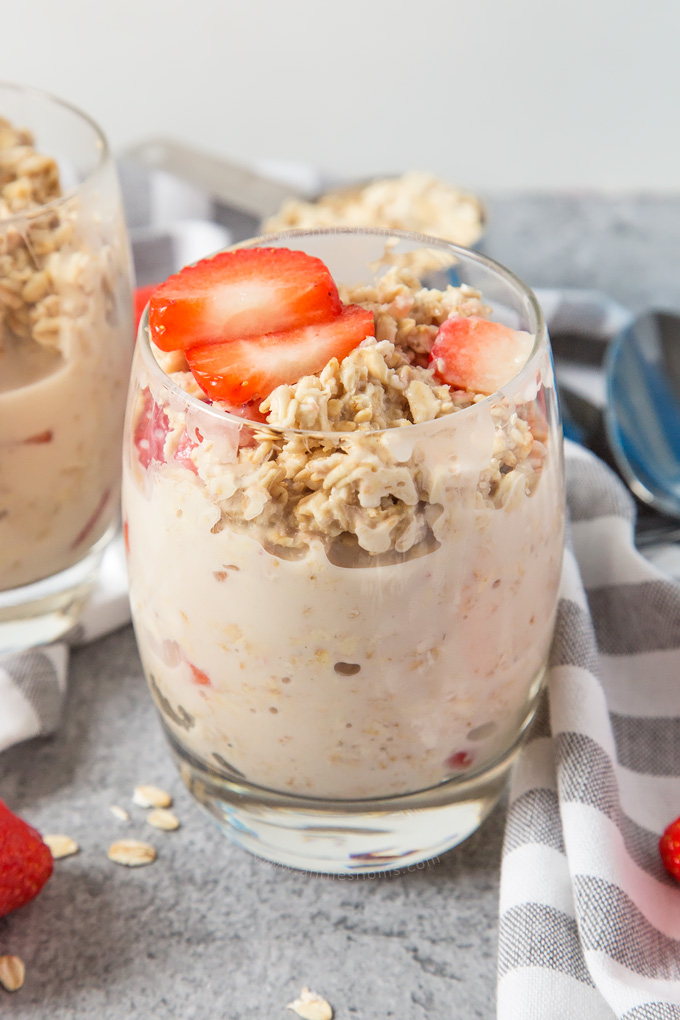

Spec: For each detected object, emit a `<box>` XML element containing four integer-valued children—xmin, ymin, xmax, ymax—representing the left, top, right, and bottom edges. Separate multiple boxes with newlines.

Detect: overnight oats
<box><xmin>123</xmin><ymin>228</ymin><xmax>564</xmax><ymax>872</ymax></box>
<box><xmin>0</xmin><ymin>84</ymin><xmax>133</xmax><ymax>650</ymax></box>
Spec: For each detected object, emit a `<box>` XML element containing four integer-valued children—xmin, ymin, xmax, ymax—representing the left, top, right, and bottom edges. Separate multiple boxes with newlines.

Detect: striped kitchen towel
<box><xmin>497</xmin><ymin>441</ymin><xmax>680</xmax><ymax>1019</ymax></box>
<box><xmin>0</xmin><ymin>532</ymin><xmax>129</xmax><ymax>754</ymax></box>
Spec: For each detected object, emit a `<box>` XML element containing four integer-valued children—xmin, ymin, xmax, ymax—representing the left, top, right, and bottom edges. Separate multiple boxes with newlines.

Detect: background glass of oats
<box><xmin>0</xmin><ymin>82</ymin><xmax>134</xmax><ymax>652</ymax></box>
<box><xmin>124</xmin><ymin>228</ymin><xmax>564</xmax><ymax>874</ymax></box>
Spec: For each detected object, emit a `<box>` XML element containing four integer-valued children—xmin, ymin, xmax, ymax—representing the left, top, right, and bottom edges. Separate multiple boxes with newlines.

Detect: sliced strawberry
<box><xmin>188</xmin><ymin>662</ymin><xmax>211</xmax><ymax>686</ymax></box>
<box><xmin>149</xmin><ymin>248</ymin><xmax>342</xmax><ymax>353</ymax></box>
<box><xmin>186</xmin><ymin>304</ymin><xmax>374</xmax><ymax>405</ymax></box>
<box><xmin>134</xmin><ymin>284</ymin><xmax>158</xmax><ymax>332</ymax></box>
<box><xmin>174</xmin><ymin>429</ymin><xmax>200</xmax><ymax>474</ymax></box>
<box><xmin>445</xmin><ymin>750</ymin><xmax>475</xmax><ymax>770</ymax></box>
<box><xmin>24</xmin><ymin>429</ymin><xmax>53</xmax><ymax>444</ymax></box>
<box><xmin>133</xmin><ymin>388</ymin><xmax>169</xmax><ymax>469</ymax></box>
<box><xmin>430</xmin><ymin>316</ymin><xmax>534</xmax><ymax>395</ymax></box>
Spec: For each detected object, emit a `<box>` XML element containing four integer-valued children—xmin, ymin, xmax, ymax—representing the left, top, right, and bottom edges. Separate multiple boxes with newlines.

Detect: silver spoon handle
<box><xmin>123</xmin><ymin>139</ymin><xmax>304</xmax><ymax>220</ymax></box>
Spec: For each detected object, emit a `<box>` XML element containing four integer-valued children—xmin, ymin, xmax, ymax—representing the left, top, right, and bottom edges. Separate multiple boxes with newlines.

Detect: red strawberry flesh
<box><xmin>133</xmin><ymin>388</ymin><xmax>170</xmax><ymax>469</ymax></box>
<box><xmin>188</xmin><ymin>662</ymin><xmax>211</xmax><ymax>686</ymax></box>
<box><xmin>24</xmin><ymin>430</ymin><xmax>53</xmax><ymax>445</ymax></box>
<box><xmin>174</xmin><ymin>429</ymin><xmax>200</xmax><ymax>475</ymax></box>
<box><xmin>660</xmin><ymin>816</ymin><xmax>680</xmax><ymax>882</ymax></box>
<box><xmin>430</xmin><ymin>315</ymin><xmax>534</xmax><ymax>395</ymax></box>
<box><xmin>149</xmin><ymin>248</ymin><xmax>342</xmax><ymax>353</ymax></box>
<box><xmin>0</xmin><ymin>799</ymin><xmax>53</xmax><ymax>918</ymax></box>
<box><xmin>186</xmin><ymin>304</ymin><xmax>375</xmax><ymax>405</ymax></box>
<box><xmin>446</xmin><ymin>750</ymin><xmax>475</xmax><ymax>770</ymax></box>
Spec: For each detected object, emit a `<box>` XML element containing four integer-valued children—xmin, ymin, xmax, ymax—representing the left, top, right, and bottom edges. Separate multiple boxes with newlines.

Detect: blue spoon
<box><xmin>604</xmin><ymin>311</ymin><xmax>680</xmax><ymax>520</ymax></box>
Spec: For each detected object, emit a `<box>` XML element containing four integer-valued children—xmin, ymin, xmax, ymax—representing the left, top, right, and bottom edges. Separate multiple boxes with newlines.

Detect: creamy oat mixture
<box><xmin>0</xmin><ymin>116</ymin><xmax>132</xmax><ymax>590</ymax></box>
<box><xmin>151</xmin><ymin>267</ymin><xmax>543</xmax><ymax>557</ymax></box>
<box><xmin>263</xmin><ymin>171</ymin><xmax>485</xmax><ymax>249</ymax></box>
<box><xmin>124</xmin><ymin>259</ymin><xmax>563</xmax><ymax>799</ymax></box>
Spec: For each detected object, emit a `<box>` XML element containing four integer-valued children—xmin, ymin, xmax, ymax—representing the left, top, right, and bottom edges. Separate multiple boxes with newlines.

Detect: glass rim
<box><xmin>136</xmin><ymin>226</ymin><xmax>549</xmax><ymax>440</ymax></box>
<box><xmin>0</xmin><ymin>79</ymin><xmax>111</xmax><ymax>227</ymax></box>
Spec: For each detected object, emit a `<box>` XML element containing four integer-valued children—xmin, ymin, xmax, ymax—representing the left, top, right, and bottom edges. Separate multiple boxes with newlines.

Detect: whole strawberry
<box><xmin>659</xmin><ymin>816</ymin><xmax>680</xmax><ymax>882</ymax></box>
<box><xmin>0</xmin><ymin>799</ymin><xmax>53</xmax><ymax>917</ymax></box>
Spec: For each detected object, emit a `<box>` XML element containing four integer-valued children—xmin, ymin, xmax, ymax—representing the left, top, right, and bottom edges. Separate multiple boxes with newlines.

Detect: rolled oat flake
<box><xmin>109</xmin><ymin>805</ymin><xmax>130</xmax><ymax>821</ymax></box>
<box><xmin>132</xmin><ymin>784</ymin><xmax>172</xmax><ymax>809</ymax></box>
<box><xmin>146</xmin><ymin>808</ymin><xmax>180</xmax><ymax>831</ymax></box>
<box><xmin>287</xmin><ymin>987</ymin><xmax>333</xmax><ymax>1020</ymax></box>
<box><xmin>44</xmin><ymin>834</ymin><xmax>79</xmax><ymax>859</ymax></box>
<box><xmin>107</xmin><ymin>839</ymin><xmax>156</xmax><ymax>867</ymax></box>
<box><xmin>0</xmin><ymin>955</ymin><xmax>25</xmax><ymax>992</ymax></box>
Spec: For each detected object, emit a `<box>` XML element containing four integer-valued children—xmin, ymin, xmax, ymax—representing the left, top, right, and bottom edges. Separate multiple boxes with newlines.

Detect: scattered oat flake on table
<box><xmin>132</xmin><ymin>784</ymin><xmax>172</xmax><ymax>808</ymax></box>
<box><xmin>0</xmin><ymin>955</ymin><xmax>25</xmax><ymax>992</ymax></box>
<box><xmin>109</xmin><ymin>805</ymin><xmax>130</xmax><ymax>821</ymax></box>
<box><xmin>146</xmin><ymin>808</ymin><xmax>180</xmax><ymax>831</ymax></box>
<box><xmin>43</xmin><ymin>834</ymin><xmax>79</xmax><ymax>859</ymax></box>
<box><xmin>287</xmin><ymin>987</ymin><xmax>333</xmax><ymax>1020</ymax></box>
<box><xmin>107</xmin><ymin>840</ymin><xmax>156</xmax><ymax>867</ymax></box>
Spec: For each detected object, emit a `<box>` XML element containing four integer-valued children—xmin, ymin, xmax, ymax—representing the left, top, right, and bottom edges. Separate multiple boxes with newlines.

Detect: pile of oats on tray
<box><xmin>263</xmin><ymin>170</ymin><xmax>485</xmax><ymax>248</ymax></box>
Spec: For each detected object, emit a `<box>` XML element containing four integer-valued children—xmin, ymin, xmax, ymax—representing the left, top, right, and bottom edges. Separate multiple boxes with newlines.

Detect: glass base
<box><xmin>171</xmin><ymin>733</ymin><xmax>522</xmax><ymax>875</ymax></box>
<box><xmin>0</xmin><ymin>525</ymin><xmax>114</xmax><ymax>653</ymax></box>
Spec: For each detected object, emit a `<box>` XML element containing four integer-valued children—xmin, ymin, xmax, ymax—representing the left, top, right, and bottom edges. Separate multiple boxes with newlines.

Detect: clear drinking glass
<box><xmin>123</xmin><ymin>228</ymin><xmax>564</xmax><ymax>873</ymax></box>
<box><xmin>0</xmin><ymin>82</ymin><xmax>134</xmax><ymax>652</ymax></box>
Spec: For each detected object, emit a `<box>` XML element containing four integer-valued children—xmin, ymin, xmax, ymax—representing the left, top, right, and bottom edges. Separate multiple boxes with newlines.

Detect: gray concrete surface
<box><xmin>1</xmin><ymin>193</ymin><xmax>679</xmax><ymax>1019</ymax></box>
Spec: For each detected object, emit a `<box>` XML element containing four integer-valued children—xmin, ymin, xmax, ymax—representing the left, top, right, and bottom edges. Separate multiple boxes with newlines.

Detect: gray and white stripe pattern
<box><xmin>498</xmin><ymin>441</ymin><xmax>680</xmax><ymax>1019</ymax></box>
<box><xmin>0</xmin><ymin>644</ymin><xmax>68</xmax><ymax>754</ymax></box>
<box><xmin>0</xmin><ymin>532</ymin><xmax>130</xmax><ymax>754</ymax></box>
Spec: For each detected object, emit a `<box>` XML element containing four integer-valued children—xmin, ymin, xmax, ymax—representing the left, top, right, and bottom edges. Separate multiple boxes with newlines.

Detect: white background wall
<box><xmin>4</xmin><ymin>0</ymin><xmax>680</xmax><ymax>192</ymax></box>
